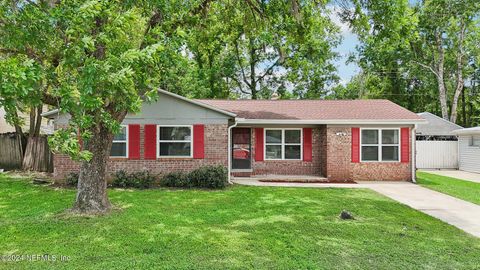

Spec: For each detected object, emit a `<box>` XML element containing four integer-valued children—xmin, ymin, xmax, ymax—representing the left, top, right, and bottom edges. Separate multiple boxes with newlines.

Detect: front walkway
<box><xmin>420</xmin><ymin>169</ymin><xmax>480</xmax><ymax>183</ymax></box>
<box><xmin>232</xmin><ymin>178</ymin><xmax>480</xmax><ymax>238</ymax></box>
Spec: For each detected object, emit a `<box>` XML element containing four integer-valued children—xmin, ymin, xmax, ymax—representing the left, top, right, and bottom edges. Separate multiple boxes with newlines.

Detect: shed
<box><xmin>451</xmin><ymin>127</ymin><xmax>480</xmax><ymax>173</ymax></box>
<box><xmin>415</xmin><ymin>112</ymin><xmax>462</xmax><ymax>169</ymax></box>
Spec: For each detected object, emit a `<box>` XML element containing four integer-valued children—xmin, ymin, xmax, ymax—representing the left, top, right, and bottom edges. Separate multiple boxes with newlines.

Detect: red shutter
<box><xmin>255</xmin><ymin>128</ymin><xmax>264</xmax><ymax>161</ymax></box>
<box><xmin>401</xmin><ymin>127</ymin><xmax>410</xmax><ymax>163</ymax></box>
<box><xmin>144</xmin><ymin>124</ymin><xmax>157</xmax><ymax>159</ymax></box>
<box><xmin>128</xmin><ymin>124</ymin><xmax>140</xmax><ymax>159</ymax></box>
<box><xmin>303</xmin><ymin>128</ymin><xmax>312</xmax><ymax>162</ymax></box>
<box><xmin>351</xmin><ymin>127</ymin><xmax>360</xmax><ymax>163</ymax></box>
<box><xmin>193</xmin><ymin>124</ymin><xmax>205</xmax><ymax>159</ymax></box>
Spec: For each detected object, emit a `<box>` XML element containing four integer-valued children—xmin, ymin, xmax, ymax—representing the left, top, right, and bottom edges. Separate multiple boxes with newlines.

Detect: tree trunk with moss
<box><xmin>72</xmin><ymin>125</ymin><xmax>115</xmax><ymax>214</ymax></box>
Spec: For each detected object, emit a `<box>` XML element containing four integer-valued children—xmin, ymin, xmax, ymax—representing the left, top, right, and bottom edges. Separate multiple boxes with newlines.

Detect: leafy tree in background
<box><xmin>181</xmin><ymin>0</ymin><xmax>340</xmax><ymax>99</ymax></box>
<box><xmin>336</xmin><ymin>0</ymin><xmax>480</xmax><ymax>125</ymax></box>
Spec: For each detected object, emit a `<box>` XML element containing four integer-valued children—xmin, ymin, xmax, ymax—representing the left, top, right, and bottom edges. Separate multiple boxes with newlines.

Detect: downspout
<box><xmin>227</xmin><ymin>120</ymin><xmax>238</xmax><ymax>184</ymax></box>
<box><xmin>411</xmin><ymin>124</ymin><xmax>417</xmax><ymax>183</ymax></box>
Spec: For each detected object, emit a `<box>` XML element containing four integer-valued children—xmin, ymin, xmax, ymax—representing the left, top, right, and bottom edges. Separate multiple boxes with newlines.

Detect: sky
<box><xmin>329</xmin><ymin>5</ymin><xmax>360</xmax><ymax>85</ymax></box>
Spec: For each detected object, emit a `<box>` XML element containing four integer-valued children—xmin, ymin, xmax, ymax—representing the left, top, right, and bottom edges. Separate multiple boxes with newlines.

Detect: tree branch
<box><xmin>412</xmin><ymin>60</ymin><xmax>439</xmax><ymax>78</ymax></box>
<box><xmin>256</xmin><ymin>58</ymin><xmax>281</xmax><ymax>83</ymax></box>
<box><xmin>234</xmin><ymin>38</ymin><xmax>252</xmax><ymax>88</ymax></box>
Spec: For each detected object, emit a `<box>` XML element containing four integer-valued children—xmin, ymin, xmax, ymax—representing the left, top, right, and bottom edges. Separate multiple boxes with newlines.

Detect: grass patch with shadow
<box><xmin>0</xmin><ymin>173</ymin><xmax>479</xmax><ymax>269</ymax></box>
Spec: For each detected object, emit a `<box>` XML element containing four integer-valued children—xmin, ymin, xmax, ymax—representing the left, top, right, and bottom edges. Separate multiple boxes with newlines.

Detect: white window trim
<box><xmin>110</xmin><ymin>125</ymin><xmax>129</xmax><ymax>158</ymax></box>
<box><xmin>264</xmin><ymin>128</ymin><xmax>303</xmax><ymax>161</ymax></box>
<box><xmin>360</xmin><ymin>128</ymin><xmax>400</xmax><ymax>162</ymax></box>
<box><xmin>157</xmin><ymin>125</ymin><xmax>193</xmax><ymax>158</ymax></box>
<box><xmin>470</xmin><ymin>135</ymin><xmax>480</xmax><ymax>147</ymax></box>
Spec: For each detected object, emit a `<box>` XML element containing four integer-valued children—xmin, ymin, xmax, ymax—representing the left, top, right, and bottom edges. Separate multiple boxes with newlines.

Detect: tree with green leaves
<box><xmin>0</xmin><ymin>0</ymin><xmax>340</xmax><ymax>214</ymax></box>
<box><xmin>181</xmin><ymin>0</ymin><xmax>340</xmax><ymax>99</ymax></box>
<box><xmin>336</xmin><ymin>0</ymin><xmax>480</xmax><ymax>124</ymax></box>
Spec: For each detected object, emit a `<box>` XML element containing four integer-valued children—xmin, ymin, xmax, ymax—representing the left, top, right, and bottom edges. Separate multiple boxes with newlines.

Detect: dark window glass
<box><xmin>266</xmin><ymin>130</ymin><xmax>282</xmax><ymax>143</ymax></box>
<box><xmin>382</xmin><ymin>146</ymin><xmax>399</xmax><ymax>161</ymax></box>
<box><xmin>382</xmin><ymin>130</ymin><xmax>399</xmax><ymax>144</ymax></box>
<box><xmin>265</xmin><ymin>145</ymin><xmax>282</xmax><ymax>159</ymax></box>
<box><xmin>285</xmin><ymin>145</ymin><xmax>301</xmax><ymax>159</ymax></box>
<box><xmin>160</xmin><ymin>127</ymin><xmax>191</xmax><ymax>141</ymax></box>
<box><xmin>361</xmin><ymin>146</ymin><xmax>378</xmax><ymax>161</ymax></box>
<box><xmin>111</xmin><ymin>142</ymin><xmax>127</xmax><ymax>157</ymax></box>
<box><xmin>159</xmin><ymin>142</ymin><xmax>191</xmax><ymax>156</ymax></box>
<box><xmin>113</xmin><ymin>126</ymin><xmax>127</xmax><ymax>141</ymax></box>
<box><xmin>285</xmin><ymin>130</ymin><xmax>301</xmax><ymax>143</ymax></box>
<box><xmin>361</xmin><ymin>130</ymin><xmax>378</xmax><ymax>144</ymax></box>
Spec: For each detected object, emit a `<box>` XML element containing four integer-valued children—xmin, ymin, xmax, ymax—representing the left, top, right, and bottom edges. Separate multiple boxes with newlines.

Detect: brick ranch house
<box><xmin>43</xmin><ymin>90</ymin><xmax>425</xmax><ymax>182</ymax></box>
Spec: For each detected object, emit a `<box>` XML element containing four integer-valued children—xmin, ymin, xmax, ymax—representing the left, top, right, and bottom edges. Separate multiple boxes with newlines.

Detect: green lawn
<box><xmin>417</xmin><ymin>171</ymin><xmax>480</xmax><ymax>205</ymax></box>
<box><xmin>1</xmin><ymin>174</ymin><xmax>480</xmax><ymax>269</ymax></box>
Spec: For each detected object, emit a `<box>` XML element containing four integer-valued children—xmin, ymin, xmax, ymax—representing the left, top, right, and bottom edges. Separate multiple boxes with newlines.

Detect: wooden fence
<box><xmin>0</xmin><ymin>133</ymin><xmax>53</xmax><ymax>172</ymax></box>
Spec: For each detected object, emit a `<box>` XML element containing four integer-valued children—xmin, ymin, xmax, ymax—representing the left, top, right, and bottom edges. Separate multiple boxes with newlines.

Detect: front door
<box><xmin>232</xmin><ymin>128</ymin><xmax>251</xmax><ymax>170</ymax></box>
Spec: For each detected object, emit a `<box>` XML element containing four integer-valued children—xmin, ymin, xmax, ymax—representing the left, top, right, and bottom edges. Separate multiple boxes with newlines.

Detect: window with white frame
<box><xmin>361</xmin><ymin>129</ymin><xmax>399</xmax><ymax>162</ymax></box>
<box><xmin>470</xmin><ymin>136</ymin><xmax>480</xmax><ymax>147</ymax></box>
<box><xmin>158</xmin><ymin>125</ymin><xmax>192</xmax><ymax>157</ymax></box>
<box><xmin>110</xmin><ymin>125</ymin><xmax>128</xmax><ymax>157</ymax></box>
<box><xmin>265</xmin><ymin>129</ymin><xmax>302</xmax><ymax>160</ymax></box>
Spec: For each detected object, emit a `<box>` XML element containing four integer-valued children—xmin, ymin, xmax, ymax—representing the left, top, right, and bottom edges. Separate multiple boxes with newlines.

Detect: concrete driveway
<box><xmin>420</xmin><ymin>169</ymin><xmax>480</xmax><ymax>183</ymax></box>
<box><xmin>233</xmin><ymin>178</ymin><xmax>480</xmax><ymax>238</ymax></box>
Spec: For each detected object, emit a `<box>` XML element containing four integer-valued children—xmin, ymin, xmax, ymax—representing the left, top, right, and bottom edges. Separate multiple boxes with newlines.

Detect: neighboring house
<box><xmin>415</xmin><ymin>112</ymin><xmax>462</xmax><ymax>169</ymax></box>
<box><xmin>451</xmin><ymin>127</ymin><xmax>480</xmax><ymax>174</ymax></box>
<box><xmin>44</xmin><ymin>90</ymin><xmax>425</xmax><ymax>182</ymax></box>
<box><xmin>0</xmin><ymin>106</ymin><xmax>54</xmax><ymax>134</ymax></box>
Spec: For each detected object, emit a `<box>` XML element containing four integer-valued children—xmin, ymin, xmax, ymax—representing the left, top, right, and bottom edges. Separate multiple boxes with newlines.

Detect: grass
<box><xmin>417</xmin><ymin>171</ymin><xmax>480</xmax><ymax>205</ymax></box>
<box><xmin>1</xmin><ymin>174</ymin><xmax>480</xmax><ymax>269</ymax></box>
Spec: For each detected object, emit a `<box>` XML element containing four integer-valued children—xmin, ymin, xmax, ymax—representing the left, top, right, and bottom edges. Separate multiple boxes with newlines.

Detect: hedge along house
<box><xmin>43</xmin><ymin>90</ymin><xmax>425</xmax><ymax>182</ymax></box>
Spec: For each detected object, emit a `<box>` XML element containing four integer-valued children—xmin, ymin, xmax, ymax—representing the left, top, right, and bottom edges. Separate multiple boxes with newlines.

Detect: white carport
<box><xmin>416</xmin><ymin>112</ymin><xmax>462</xmax><ymax>169</ymax></box>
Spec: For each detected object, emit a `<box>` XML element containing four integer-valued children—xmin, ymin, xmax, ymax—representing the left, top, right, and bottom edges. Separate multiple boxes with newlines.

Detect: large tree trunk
<box><xmin>434</xmin><ymin>31</ymin><xmax>449</xmax><ymax>120</ymax></box>
<box><xmin>72</xmin><ymin>125</ymin><xmax>114</xmax><ymax>214</ymax></box>
<box><xmin>23</xmin><ymin>106</ymin><xmax>52</xmax><ymax>172</ymax></box>
<box><xmin>449</xmin><ymin>21</ymin><xmax>466</xmax><ymax>124</ymax></box>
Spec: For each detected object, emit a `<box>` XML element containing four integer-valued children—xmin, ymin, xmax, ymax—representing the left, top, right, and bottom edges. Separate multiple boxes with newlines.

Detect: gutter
<box><xmin>227</xmin><ymin>120</ymin><xmax>238</xmax><ymax>184</ymax></box>
<box><xmin>411</xmin><ymin>124</ymin><xmax>417</xmax><ymax>183</ymax></box>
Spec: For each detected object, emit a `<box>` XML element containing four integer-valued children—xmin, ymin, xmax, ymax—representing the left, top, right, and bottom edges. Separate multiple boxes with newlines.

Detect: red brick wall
<box><xmin>53</xmin><ymin>124</ymin><xmax>228</xmax><ymax>179</ymax></box>
<box><xmin>325</xmin><ymin>126</ymin><xmax>412</xmax><ymax>181</ymax></box>
<box><xmin>250</xmin><ymin>126</ymin><xmax>326</xmax><ymax>176</ymax></box>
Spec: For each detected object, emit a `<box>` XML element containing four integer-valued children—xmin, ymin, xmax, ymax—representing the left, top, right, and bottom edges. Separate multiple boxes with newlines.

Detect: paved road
<box><xmin>233</xmin><ymin>178</ymin><xmax>480</xmax><ymax>238</ymax></box>
<box><xmin>420</xmin><ymin>169</ymin><xmax>480</xmax><ymax>184</ymax></box>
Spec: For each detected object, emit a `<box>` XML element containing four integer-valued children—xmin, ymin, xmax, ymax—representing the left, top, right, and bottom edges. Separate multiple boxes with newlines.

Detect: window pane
<box><xmin>382</xmin><ymin>146</ymin><xmax>399</xmax><ymax>161</ymax></box>
<box><xmin>285</xmin><ymin>130</ymin><xmax>301</xmax><ymax>143</ymax></box>
<box><xmin>159</xmin><ymin>142</ymin><xmax>191</xmax><ymax>156</ymax></box>
<box><xmin>113</xmin><ymin>126</ymin><xmax>127</xmax><ymax>141</ymax></box>
<box><xmin>362</xmin><ymin>146</ymin><xmax>378</xmax><ymax>161</ymax></box>
<box><xmin>361</xmin><ymin>130</ymin><xmax>378</xmax><ymax>144</ymax></box>
<box><xmin>265</xmin><ymin>145</ymin><xmax>282</xmax><ymax>159</ymax></box>
<box><xmin>111</xmin><ymin>142</ymin><xmax>126</xmax><ymax>157</ymax></box>
<box><xmin>472</xmin><ymin>136</ymin><xmax>480</xmax><ymax>146</ymax></box>
<box><xmin>285</xmin><ymin>145</ymin><xmax>301</xmax><ymax>159</ymax></box>
<box><xmin>382</xmin><ymin>130</ymin><xmax>399</xmax><ymax>144</ymax></box>
<box><xmin>160</xmin><ymin>127</ymin><xmax>191</xmax><ymax>141</ymax></box>
<box><xmin>266</xmin><ymin>130</ymin><xmax>282</xmax><ymax>143</ymax></box>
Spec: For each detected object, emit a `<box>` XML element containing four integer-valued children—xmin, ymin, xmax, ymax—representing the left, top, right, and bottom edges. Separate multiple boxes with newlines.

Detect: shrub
<box><xmin>112</xmin><ymin>170</ymin><xmax>156</xmax><ymax>189</ymax></box>
<box><xmin>188</xmin><ymin>165</ymin><xmax>228</xmax><ymax>189</ymax></box>
<box><xmin>65</xmin><ymin>172</ymin><xmax>79</xmax><ymax>187</ymax></box>
<box><xmin>160</xmin><ymin>171</ymin><xmax>190</xmax><ymax>188</ymax></box>
<box><xmin>112</xmin><ymin>170</ymin><xmax>129</xmax><ymax>188</ymax></box>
